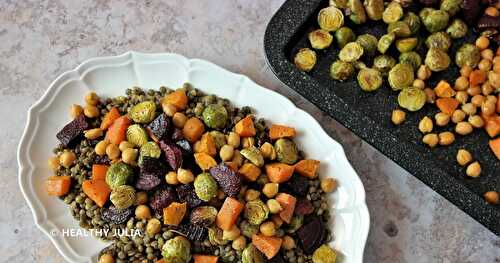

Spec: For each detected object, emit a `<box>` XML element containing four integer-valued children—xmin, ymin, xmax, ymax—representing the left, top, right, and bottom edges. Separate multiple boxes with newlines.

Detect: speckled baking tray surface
<box><xmin>264</xmin><ymin>0</ymin><xmax>499</xmax><ymax>235</ymax></box>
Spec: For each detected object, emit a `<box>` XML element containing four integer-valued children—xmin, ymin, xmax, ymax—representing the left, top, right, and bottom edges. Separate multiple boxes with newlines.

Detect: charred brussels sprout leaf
<box><xmin>396</xmin><ymin>38</ymin><xmax>418</xmax><ymax>53</ymax></box>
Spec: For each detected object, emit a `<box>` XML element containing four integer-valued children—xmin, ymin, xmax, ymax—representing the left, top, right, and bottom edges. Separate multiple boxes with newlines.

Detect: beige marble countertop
<box><xmin>1</xmin><ymin>0</ymin><xmax>498</xmax><ymax>262</ymax></box>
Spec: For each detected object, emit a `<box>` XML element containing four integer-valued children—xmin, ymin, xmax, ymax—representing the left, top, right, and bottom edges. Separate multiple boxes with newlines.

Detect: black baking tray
<box><xmin>264</xmin><ymin>0</ymin><xmax>499</xmax><ymax>235</ymax></box>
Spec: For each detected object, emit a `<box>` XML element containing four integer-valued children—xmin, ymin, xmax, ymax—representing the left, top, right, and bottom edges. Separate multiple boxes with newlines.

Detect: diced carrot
<box><xmin>92</xmin><ymin>164</ymin><xmax>109</xmax><ymax>181</ymax></box>
<box><xmin>198</xmin><ymin>133</ymin><xmax>217</xmax><ymax>156</ymax></box>
<box><xmin>251</xmin><ymin>234</ymin><xmax>282</xmax><ymax>259</ymax></box>
<box><xmin>100</xmin><ymin>107</ymin><xmax>121</xmax><ymax>130</ymax></box>
<box><xmin>216</xmin><ymin>197</ymin><xmax>244</xmax><ymax>231</ymax></box>
<box><xmin>235</xmin><ymin>116</ymin><xmax>256</xmax><ymax>137</ymax></box>
<box><xmin>183</xmin><ymin>117</ymin><xmax>205</xmax><ymax>143</ymax></box>
<box><xmin>82</xmin><ymin>179</ymin><xmax>111</xmax><ymax>207</ymax></box>
<box><xmin>239</xmin><ymin>163</ymin><xmax>261</xmax><ymax>181</ymax></box>
<box><xmin>469</xmin><ymin>70</ymin><xmax>487</xmax><ymax>86</ymax></box>
<box><xmin>45</xmin><ymin>176</ymin><xmax>71</xmax><ymax>196</ymax></box>
<box><xmin>194</xmin><ymin>152</ymin><xmax>217</xmax><ymax>171</ymax></box>
<box><xmin>193</xmin><ymin>255</ymin><xmax>219</xmax><ymax>263</ymax></box>
<box><xmin>265</xmin><ymin>163</ymin><xmax>294</xmax><ymax>183</ymax></box>
<box><xmin>489</xmin><ymin>138</ymin><xmax>500</xmax><ymax>160</ymax></box>
<box><xmin>434</xmin><ymin>80</ymin><xmax>455</xmax><ymax>98</ymax></box>
<box><xmin>436</xmin><ymin>98</ymin><xmax>459</xmax><ymax>115</ymax></box>
<box><xmin>163</xmin><ymin>202</ymin><xmax>187</xmax><ymax>226</ymax></box>
<box><xmin>105</xmin><ymin>116</ymin><xmax>131</xmax><ymax>145</ymax></box>
<box><xmin>485</xmin><ymin>117</ymin><xmax>500</xmax><ymax>137</ymax></box>
<box><xmin>163</xmin><ymin>90</ymin><xmax>188</xmax><ymax>110</ymax></box>
<box><xmin>294</xmin><ymin>159</ymin><xmax>320</xmax><ymax>179</ymax></box>
<box><xmin>275</xmin><ymin>193</ymin><xmax>297</xmax><ymax>223</ymax></box>
<box><xmin>269</xmin><ymin>124</ymin><xmax>296</xmax><ymax>140</ymax></box>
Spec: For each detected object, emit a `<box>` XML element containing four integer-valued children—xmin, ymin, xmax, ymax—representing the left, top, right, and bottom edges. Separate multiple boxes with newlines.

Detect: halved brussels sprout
<box><xmin>129</xmin><ymin>101</ymin><xmax>156</xmax><ymax>124</ymax></box>
<box><xmin>335</xmin><ymin>27</ymin><xmax>356</xmax><ymax>48</ymax></box>
<box><xmin>106</xmin><ymin>162</ymin><xmax>134</xmax><ymax>189</ymax></box>
<box><xmin>127</xmin><ymin>124</ymin><xmax>149</xmax><ymax>147</ymax></box>
<box><xmin>294</xmin><ymin>48</ymin><xmax>317</xmax><ymax>72</ymax></box>
<box><xmin>383</xmin><ymin>2</ymin><xmax>403</xmax><ymax>24</ymax></box>
<box><xmin>312</xmin><ymin>245</ymin><xmax>337</xmax><ymax>263</ymax></box>
<box><xmin>425</xmin><ymin>47</ymin><xmax>450</xmax><ymax>72</ymax></box>
<box><xmin>244</xmin><ymin>200</ymin><xmax>269</xmax><ymax>225</ymax></box>
<box><xmin>330</xmin><ymin>60</ymin><xmax>355</xmax><ymax>81</ymax></box>
<box><xmin>356</xmin><ymin>34</ymin><xmax>378</xmax><ymax>56</ymax></box>
<box><xmin>194</xmin><ymin>173</ymin><xmax>218</xmax><ymax>201</ymax></box>
<box><xmin>425</xmin><ymin>32</ymin><xmax>451</xmax><ymax>51</ymax></box>
<box><xmin>364</xmin><ymin>0</ymin><xmax>384</xmax><ymax>21</ymax></box>
<box><xmin>446</xmin><ymin>19</ymin><xmax>468</xmax><ymax>39</ymax></box>
<box><xmin>202</xmin><ymin>104</ymin><xmax>228</xmax><ymax>129</ymax></box>
<box><xmin>190</xmin><ymin>206</ymin><xmax>218</xmax><ymax>227</ymax></box>
<box><xmin>399</xmin><ymin>52</ymin><xmax>422</xmax><ymax>71</ymax></box>
<box><xmin>318</xmin><ymin>6</ymin><xmax>344</xmax><ymax>31</ymax></box>
<box><xmin>388</xmin><ymin>21</ymin><xmax>411</xmax><ymax>38</ymax></box>
<box><xmin>396</xmin><ymin>38</ymin><xmax>418</xmax><ymax>53</ymax></box>
<box><xmin>423</xmin><ymin>10</ymin><xmax>449</xmax><ymax>33</ymax></box>
<box><xmin>274</xmin><ymin>138</ymin><xmax>298</xmax><ymax>164</ymax></box>
<box><xmin>377</xmin><ymin>33</ymin><xmax>395</xmax><ymax>54</ymax></box>
<box><xmin>240</xmin><ymin>146</ymin><xmax>265</xmax><ymax>167</ymax></box>
<box><xmin>242</xmin><ymin>244</ymin><xmax>265</xmax><ymax>263</ymax></box>
<box><xmin>139</xmin><ymin>141</ymin><xmax>161</xmax><ymax>165</ymax></box>
<box><xmin>455</xmin><ymin>43</ymin><xmax>480</xmax><ymax>68</ymax></box>
<box><xmin>398</xmin><ymin>87</ymin><xmax>426</xmax><ymax>111</ymax></box>
<box><xmin>373</xmin><ymin>55</ymin><xmax>397</xmax><ymax>76</ymax></box>
<box><xmin>388</xmin><ymin>63</ymin><xmax>414</xmax><ymax>91</ymax></box>
<box><xmin>208</xmin><ymin>227</ymin><xmax>229</xmax><ymax>245</ymax></box>
<box><xmin>161</xmin><ymin>236</ymin><xmax>191</xmax><ymax>263</ymax></box>
<box><xmin>357</xmin><ymin>68</ymin><xmax>383</xmax><ymax>92</ymax></box>
<box><xmin>403</xmin><ymin>12</ymin><xmax>421</xmax><ymax>35</ymax></box>
<box><xmin>309</xmin><ymin>29</ymin><xmax>333</xmax><ymax>50</ymax></box>
<box><xmin>348</xmin><ymin>0</ymin><xmax>367</xmax><ymax>24</ymax></box>
<box><xmin>440</xmin><ymin>0</ymin><xmax>462</xmax><ymax>16</ymax></box>
<box><xmin>110</xmin><ymin>185</ymin><xmax>136</xmax><ymax>209</ymax></box>
<box><xmin>339</xmin><ymin>42</ymin><xmax>364</xmax><ymax>62</ymax></box>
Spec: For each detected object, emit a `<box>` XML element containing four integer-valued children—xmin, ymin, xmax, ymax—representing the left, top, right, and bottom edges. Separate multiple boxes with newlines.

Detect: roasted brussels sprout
<box><xmin>419</xmin><ymin>7</ymin><xmax>434</xmax><ymax>21</ymax></box>
<box><xmin>425</xmin><ymin>47</ymin><xmax>451</xmax><ymax>71</ymax></box>
<box><xmin>403</xmin><ymin>12</ymin><xmax>421</xmax><ymax>35</ymax></box>
<box><xmin>399</xmin><ymin>51</ymin><xmax>423</xmax><ymax>70</ymax></box>
<box><xmin>241</xmin><ymin>244</ymin><xmax>265</xmax><ymax>263</ymax></box>
<box><xmin>455</xmin><ymin>43</ymin><xmax>480</xmax><ymax>68</ymax></box>
<box><xmin>388</xmin><ymin>63</ymin><xmax>414</xmax><ymax>91</ymax></box>
<box><xmin>127</xmin><ymin>124</ymin><xmax>149</xmax><ymax>147</ymax></box>
<box><xmin>348</xmin><ymin>0</ymin><xmax>367</xmax><ymax>24</ymax></box>
<box><xmin>106</xmin><ymin>162</ymin><xmax>134</xmax><ymax>189</ymax></box>
<box><xmin>209</xmin><ymin>131</ymin><xmax>227</xmax><ymax>150</ymax></box>
<box><xmin>357</xmin><ymin>68</ymin><xmax>383</xmax><ymax>92</ymax></box>
<box><xmin>161</xmin><ymin>236</ymin><xmax>191</xmax><ymax>263</ymax></box>
<box><xmin>294</xmin><ymin>48</ymin><xmax>317</xmax><ymax>72</ymax></box>
<box><xmin>364</xmin><ymin>0</ymin><xmax>383</xmax><ymax>20</ymax></box>
<box><xmin>240</xmin><ymin>146</ymin><xmax>265</xmax><ymax>167</ymax></box>
<box><xmin>312</xmin><ymin>245</ymin><xmax>337</xmax><ymax>263</ymax></box>
<box><xmin>139</xmin><ymin>141</ymin><xmax>161</xmax><ymax>164</ymax></box>
<box><xmin>396</xmin><ymin>38</ymin><xmax>418</xmax><ymax>52</ymax></box>
<box><xmin>129</xmin><ymin>101</ymin><xmax>156</xmax><ymax>124</ymax></box>
<box><xmin>190</xmin><ymin>206</ymin><xmax>218</xmax><ymax>227</ymax></box>
<box><xmin>356</xmin><ymin>34</ymin><xmax>378</xmax><ymax>56</ymax></box>
<box><xmin>425</xmin><ymin>32</ymin><xmax>452</xmax><ymax>51</ymax></box>
<box><xmin>330</xmin><ymin>60</ymin><xmax>355</xmax><ymax>81</ymax></box>
<box><xmin>377</xmin><ymin>33</ymin><xmax>395</xmax><ymax>54</ymax></box>
<box><xmin>440</xmin><ymin>0</ymin><xmax>462</xmax><ymax>16</ymax></box>
<box><xmin>286</xmin><ymin>215</ymin><xmax>304</xmax><ymax>233</ymax></box>
<box><xmin>240</xmin><ymin>220</ymin><xmax>259</xmax><ymax>238</ymax></box>
<box><xmin>339</xmin><ymin>42</ymin><xmax>364</xmax><ymax>62</ymax></box>
<box><xmin>423</xmin><ymin>10</ymin><xmax>449</xmax><ymax>33</ymax></box>
<box><xmin>398</xmin><ymin>87</ymin><xmax>426</xmax><ymax>111</ymax></box>
<box><xmin>110</xmin><ymin>185</ymin><xmax>136</xmax><ymax>209</ymax></box>
<box><xmin>383</xmin><ymin>2</ymin><xmax>403</xmax><ymax>24</ymax></box>
<box><xmin>193</xmin><ymin>173</ymin><xmax>218</xmax><ymax>201</ymax></box>
<box><xmin>208</xmin><ymin>227</ymin><xmax>229</xmax><ymax>245</ymax></box>
<box><xmin>354</xmin><ymin>61</ymin><xmax>368</xmax><ymax>70</ymax></box>
<box><xmin>244</xmin><ymin>200</ymin><xmax>269</xmax><ymax>225</ymax></box>
<box><xmin>335</xmin><ymin>27</ymin><xmax>356</xmax><ymax>48</ymax></box>
<box><xmin>274</xmin><ymin>138</ymin><xmax>298</xmax><ymax>164</ymax></box>
<box><xmin>373</xmin><ymin>55</ymin><xmax>397</xmax><ymax>75</ymax></box>
<box><xmin>202</xmin><ymin>104</ymin><xmax>228</xmax><ymax>129</ymax></box>
<box><xmin>318</xmin><ymin>6</ymin><xmax>344</xmax><ymax>31</ymax></box>
<box><xmin>388</xmin><ymin>21</ymin><xmax>412</xmax><ymax>38</ymax></box>
<box><xmin>330</xmin><ymin>0</ymin><xmax>348</xmax><ymax>8</ymax></box>
<box><xmin>309</xmin><ymin>29</ymin><xmax>333</xmax><ymax>50</ymax></box>
<box><xmin>446</xmin><ymin>19</ymin><xmax>468</xmax><ymax>39</ymax></box>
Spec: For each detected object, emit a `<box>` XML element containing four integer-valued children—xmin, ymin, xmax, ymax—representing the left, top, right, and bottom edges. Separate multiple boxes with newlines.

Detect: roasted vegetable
<box><xmin>126</xmin><ymin>124</ymin><xmax>149</xmax><ymax>147</ymax></box>
<box><xmin>146</xmin><ymin>113</ymin><xmax>170</xmax><ymax>142</ymax></box>
<box><xmin>210</xmin><ymin>163</ymin><xmax>241</xmax><ymax>197</ymax></box>
<box><xmin>190</xmin><ymin>206</ymin><xmax>218</xmax><ymax>227</ymax></box>
<box><xmin>163</xmin><ymin>90</ymin><xmax>188</xmax><ymax>110</ymax></box>
<box><xmin>364</xmin><ymin>0</ymin><xmax>384</xmax><ymax>20</ymax></box>
<box><xmin>163</xmin><ymin>202</ymin><xmax>187</xmax><ymax>226</ymax></box>
<box><xmin>357</xmin><ymin>68</ymin><xmax>383</xmax><ymax>92</ymax></box>
<box><xmin>241</xmin><ymin>244</ymin><xmax>265</xmax><ymax>263</ymax></box>
<box><xmin>446</xmin><ymin>19</ymin><xmax>468</xmax><ymax>39</ymax></box>
<box><xmin>161</xmin><ymin>236</ymin><xmax>191</xmax><ymax>263</ymax></box>
<box><xmin>202</xmin><ymin>104</ymin><xmax>228</xmax><ymax>129</ymax></box>
<box><xmin>425</xmin><ymin>47</ymin><xmax>450</xmax><ymax>72</ymax></box>
<box><xmin>235</xmin><ymin>116</ymin><xmax>256</xmax><ymax>137</ymax></box>
<box><xmin>297</xmin><ymin>216</ymin><xmax>326</xmax><ymax>254</ymax></box>
<box><xmin>373</xmin><ymin>55</ymin><xmax>397</xmax><ymax>76</ymax></box>
<box><xmin>56</xmin><ymin>115</ymin><xmax>89</xmax><ymax>147</ymax></box>
<box><xmin>309</xmin><ymin>29</ymin><xmax>333</xmax><ymax>50</ymax></box>
<box><xmin>110</xmin><ymin>185</ymin><xmax>136</xmax><ymax>209</ymax></box>
<box><xmin>440</xmin><ymin>0</ymin><xmax>462</xmax><ymax>16</ymax></box>
<box><xmin>399</xmin><ymin>51</ymin><xmax>422</xmax><ymax>71</ymax></box>
<box><xmin>106</xmin><ymin>162</ymin><xmax>134</xmax><ymax>189</ymax></box>
<box><xmin>388</xmin><ymin>63</ymin><xmax>414</xmax><ymax>91</ymax></box>
<box><xmin>129</xmin><ymin>101</ymin><xmax>156</xmax><ymax>123</ymax></box>
<box><xmin>240</xmin><ymin>146</ymin><xmax>265</xmax><ymax>167</ymax></box>
<box><xmin>396</xmin><ymin>38</ymin><xmax>418</xmax><ymax>53</ymax></box>
<box><xmin>398</xmin><ymin>87</ymin><xmax>427</xmax><ymax>111</ymax></box>
<box><xmin>335</xmin><ymin>27</ymin><xmax>356</xmax><ymax>48</ymax></box>
<box><xmin>294</xmin><ymin>48</ymin><xmax>317</xmax><ymax>72</ymax></box>
<box><xmin>348</xmin><ymin>0</ymin><xmax>367</xmax><ymax>24</ymax></box>
<box><xmin>101</xmin><ymin>205</ymin><xmax>133</xmax><ymax>224</ymax></box>
<box><xmin>244</xmin><ymin>200</ymin><xmax>269</xmax><ymax>225</ymax></box>
<box><xmin>388</xmin><ymin>21</ymin><xmax>411</xmax><ymax>38</ymax></box>
<box><xmin>455</xmin><ymin>43</ymin><xmax>481</xmax><ymax>68</ymax></box>
<box><xmin>383</xmin><ymin>2</ymin><xmax>403</xmax><ymax>24</ymax></box>
<box><xmin>330</xmin><ymin>60</ymin><xmax>355</xmax><ymax>81</ymax></box>
<box><xmin>312</xmin><ymin>245</ymin><xmax>337</xmax><ymax>263</ymax></box>
<box><xmin>425</xmin><ymin>32</ymin><xmax>452</xmax><ymax>51</ymax></box>
<box><xmin>403</xmin><ymin>12</ymin><xmax>421</xmax><ymax>35</ymax></box>
<box><xmin>251</xmin><ymin>234</ymin><xmax>282</xmax><ymax>259</ymax></box>
<box><xmin>150</xmin><ymin>187</ymin><xmax>178</xmax><ymax>214</ymax></box>
<box><xmin>216</xmin><ymin>197</ymin><xmax>244</xmax><ymax>231</ymax></box>
<box><xmin>423</xmin><ymin>9</ymin><xmax>449</xmax><ymax>33</ymax></box>
<box><xmin>46</xmin><ymin>176</ymin><xmax>72</xmax><ymax>197</ymax></box>
<box><xmin>194</xmin><ymin>173</ymin><xmax>218</xmax><ymax>201</ymax></box>
<box><xmin>355</xmin><ymin>34</ymin><xmax>378</xmax><ymax>56</ymax></box>
<box><xmin>160</xmin><ymin>141</ymin><xmax>184</xmax><ymax>171</ymax></box>
<box><xmin>339</xmin><ymin>42</ymin><xmax>364</xmax><ymax>62</ymax></box>
<box><xmin>377</xmin><ymin>33</ymin><xmax>395</xmax><ymax>54</ymax></box>
<box><xmin>317</xmin><ymin>6</ymin><xmax>344</xmax><ymax>31</ymax></box>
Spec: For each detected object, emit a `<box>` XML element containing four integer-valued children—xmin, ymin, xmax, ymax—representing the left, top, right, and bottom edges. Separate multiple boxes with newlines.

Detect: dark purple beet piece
<box><xmin>176</xmin><ymin>139</ymin><xmax>193</xmax><ymax>156</ymax></box>
<box><xmin>297</xmin><ymin>216</ymin><xmax>326</xmax><ymax>254</ymax></box>
<box><xmin>135</xmin><ymin>173</ymin><xmax>161</xmax><ymax>190</ymax></box>
<box><xmin>150</xmin><ymin>187</ymin><xmax>177</xmax><ymax>214</ymax></box>
<box><xmin>171</xmin><ymin>224</ymin><xmax>208</xmax><ymax>241</ymax></box>
<box><xmin>256</xmin><ymin>132</ymin><xmax>270</xmax><ymax>147</ymax></box>
<box><xmin>477</xmin><ymin>15</ymin><xmax>500</xmax><ymax>29</ymax></box>
<box><xmin>101</xmin><ymin>206</ymin><xmax>133</xmax><ymax>224</ymax></box>
<box><xmin>159</xmin><ymin>141</ymin><xmax>183</xmax><ymax>170</ymax></box>
<box><xmin>56</xmin><ymin>115</ymin><xmax>89</xmax><ymax>147</ymax></box>
<box><xmin>146</xmin><ymin>113</ymin><xmax>170</xmax><ymax>142</ymax></box>
<box><xmin>210</xmin><ymin>163</ymin><xmax>241</xmax><ymax>197</ymax></box>
<box><xmin>176</xmin><ymin>184</ymin><xmax>204</xmax><ymax>208</ymax></box>
<box><xmin>282</xmin><ymin>174</ymin><xmax>309</xmax><ymax>197</ymax></box>
<box><xmin>295</xmin><ymin>199</ymin><xmax>314</xmax><ymax>216</ymax></box>
<box><xmin>171</xmin><ymin>128</ymin><xmax>184</xmax><ymax>141</ymax></box>
<box><xmin>140</xmin><ymin>156</ymin><xmax>167</xmax><ymax>178</ymax></box>
<box><xmin>463</xmin><ymin>0</ymin><xmax>482</xmax><ymax>25</ymax></box>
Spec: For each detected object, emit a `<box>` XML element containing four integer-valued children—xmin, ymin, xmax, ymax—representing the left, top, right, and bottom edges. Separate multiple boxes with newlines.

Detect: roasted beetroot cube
<box><xmin>56</xmin><ymin>115</ymin><xmax>89</xmax><ymax>147</ymax></box>
<box><xmin>176</xmin><ymin>184</ymin><xmax>204</xmax><ymax>208</ymax></box>
<box><xmin>171</xmin><ymin>224</ymin><xmax>208</xmax><ymax>241</ymax></box>
<box><xmin>150</xmin><ymin>187</ymin><xmax>177</xmax><ymax>214</ymax></box>
<box><xmin>295</xmin><ymin>199</ymin><xmax>314</xmax><ymax>216</ymax></box>
<box><xmin>297</xmin><ymin>216</ymin><xmax>326</xmax><ymax>254</ymax></box>
<box><xmin>159</xmin><ymin>141</ymin><xmax>183</xmax><ymax>170</ymax></box>
<box><xmin>210</xmin><ymin>163</ymin><xmax>241</xmax><ymax>197</ymax></box>
<box><xmin>171</xmin><ymin>128</ymin><xmax>184</xmax><ymax>141</ymax></box>
<box><xmin>146</xmin><ymin>113</ymin><xmax>170</xmax><ymax>142</ymax></box>
<box><xmin>135</xmin><ymin>173</ymin><xmax>161</xmax><ymax>191</ymax></box>
<box><xmin>176</xmin><ymin>139</ymin><xmax>193</xmax><ymax>156</ymax></box>
<box><xmin>140</xmin><ymin>156</ymin><xmax>167</xmax><ymax>177</ymax></box>
<box><xmin>101</xmin><ymin>206</ymin><xmax>133</xmax><ymax>224</ymax></box>
<box><xmin>282</xmin><ymin>173</ymin><xmax>309</xmax><ymax>197</ymax></box>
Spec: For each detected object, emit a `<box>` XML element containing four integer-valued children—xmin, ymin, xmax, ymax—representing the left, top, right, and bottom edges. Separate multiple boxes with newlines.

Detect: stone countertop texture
<box><xmin>0</xmin><ymin>0</ymin><xmax>498</xmax><ymax>262</ymax></box>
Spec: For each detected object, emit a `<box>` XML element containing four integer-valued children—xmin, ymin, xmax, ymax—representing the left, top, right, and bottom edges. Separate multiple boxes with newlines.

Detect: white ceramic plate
<box><xmin>18</xmin><ymin>52</ymin><xmax>369</xmax><ymax>263</ymax></box>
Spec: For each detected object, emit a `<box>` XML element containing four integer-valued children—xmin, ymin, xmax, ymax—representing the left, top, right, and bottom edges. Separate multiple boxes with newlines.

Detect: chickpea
<box><xmin>485</xmin><ymin>6</ymin><xmax>499</xmax><ymax>17</ymax></box>
<box><xmin>48</xmin><ymin>156</ymin><xmax>61</xmax><ymax>171</ymax></box>
<box><xmin>222</xmin><ymin>225</ymin><xmax>241</xmax><ymax>241</ymax></box>
<box><xmin>267</xmin><ymin>199</ymin><xmax>283</xmax><ymax>214</ymax></box>
<box><xmin>468</xmin><ymin>115</ymin><xmax>484</xmax><ymax>128</ymax></box>
<box><xmin>454</xmin><ymin>76</ymin><xmax>469</xmax><ymax>91</ymax></box>
<box><xmin>146</xmin><ymin>218</ymin><xmax>161</xmax><ymax>236</ymax></box>
<box><xmin>59</xmin><ymin>151</ymin><xmax>76</xmax><ymax>168</ymax></box>
<box><xmin>486</xmin><ymin>95</ymin><xmax>497</xmax><ymax>104</ymax></box>
<box><xmin>70</xmin><ymin>104</ymin><xmax>84</xmax><ymax>119</ymax></box>
<box><xmin>162</xmin><ymin>102</ymin><xmax>177</xmax><ymax>117</ymax></box>
<box><xmin>135</xmin><ymin>205</ymin><xmax>152</xmax><ymax>220</ymax></box>
<box><xmin>193</xmin><ymin>141</ymin><xmax>202</xmax><ymax>153</ymax></box>
<box><xmin>241</xmin><ymin>137</ymin><xmax>255</xmax><ymax>148</ymax></box>
<box><xmin>219</xmin><ymin>145</ymin><xmax>235</xmax><ymax>161</ymax></box>
<box><xmin>99</xmin><ymin>254</ymin><xmax>115</xmax><ymax>263</ymax></box>
<box><xmin>456</xmin><ymin>149</ymin><xmax>473</xmax><ymax>166</ymax></box>
<box><xmin>172</xmin><ymin>112</ymin><xmax>188</xmax><ymax>128</ymax></box>
<box><xmin>260</xmin><ymin>142</ymin><xmax>277</xmax><ymax>160</ymax></box>
<box><xmin>84</xmin><ymin>104</ymin><xmax>100</xmax><ymax>118</ymax></box>
<box><xmin>481</xmin><ymin>49</ymin><xmax>494</xmax><ymax>61</ymax></box>
<box><xmin>177</xmin><ymin>168</ymin><xmax>194</xmax><ymax>184</ymax></box>
<box><xmin>422</xmin><ymin>133</ymin><xmax>439</xmax><ymax>148</ymax></box>
<box><xmin>418</xmin><ymin>116</ymin><xmax>433</xmax><ymax>133</ymax></box>
<box><xmin>438</xmin><ymin>132</ymin><xmax>455</xmax><ymax>146</ymax></box>
<box><xmin>232</xmin><ymin>236</ymin><xmax>247</xmax><ymax>250</ymax></box>
<box><xmin>462</xmin><ymin>103</ymin><xmax>477</xmax><ymax>116</ymax></box>
<box><xmin>391</xmin><ymin>109</ymin><xmax>406</xmax><ymax>125</ymax></box>
<box><xmin>227</xmin><ymin>132</ymin><xmax>241</xmax><ymax>148</ymax></box>
<box><xmin>494</xmin><ymin>61</ymin><xmax>500</xmax><ymax>73</ymax></box>
<box><xmin>413</xmin><ymin>79</ymin><xmax>425</xmax><ymax>90</ymax></box>
<box><xmin>476</xmin><ymin>36</ymin><xmax>490</xmax><ymax>50</ymax></box>
<box><xmin>95</xmin><ymin>140</ymin><xmax>109</xmax><ymax>156</ymax></box>
<box><xmin>451</xmin><ymin>110</ymin><xmax>466</xmax><ymax>123</ymax></box>
<box><xmin>245</xmin><ymin>189</ymin><xmax>261</xmax><ymax>201</ymax></box>
<box><xmin>466</xmin><ymin>161</ymin><xmax>481</xmax><ymax>177</ymax></box>
<box><xmin>471</xmin><ymin>94</ymin><xmax>485</xmax><ymax>107</ymax></box>
<box><xmin>424</xmin><ymin>88</ymin><xmax>436</xmax><ymax>103</ymax></box>
<box><xmin>481</xmin><ymin>100</ymin><xmax>496</xmax><ymax>116</ymax></box>
<box><xmin>122</xmin><ymin>148</ymin><xmax>138</xmax><ymax>165</ymax></box>
<box><xmin>271</xmin><ymin>214</ymin><xmax>284</xmax><ymax>228</ymax></box>
<box><xmin>85</xmin><ymin>91</ymin><xmax>100</xmax><ymax>105</ymax></box>
<box><xmin>84</xmin><ymin>128</ymin><xmax>103</xmax><ymax>140</ymax></box>
<box><xmin>455</xmin><ymin>122</ymin><xmax>473</xmax><ymax>135</ymax></box>
<box><xmin>481</xmin><ymin>82</ymin><xmax>494</xmax><ymax>96</ymax></box>
<box><xmin>260</xmin><ymin>221</ymin><xmax>276</xmax><ymax>237</ymax></box>
<box><xmin>455</xmin><ymin>91</ymin><xmax>469</xmax><ymax>105</ymax></box>
<box><xmin>135</xmin><ymin>191</ymin><xmax>148</xmax><ymax>205</ymax></box>
<box><xmin>489</xmin><ymin>71</ymin><xmax>500</xmax><ymax>88</ymax></box>
<box><xmin>165</xmin><ymin>171</ymin><xmax>179</xmax><ymax>185</ymax></box>
<box><xmin>282</xmin><ymin>236</ymin><xmax>296</xmax><ymax>250</ymax></box>
<box><xmin>118</xmin><ymin>141</ymin><xmax>134</xmax><ymax>152</ymax></box>
<box><xmin>417</xmin><ymin>65</ymin><xmax>431</xmax><ymax>80</ymax></box>
<box><xmin>263</xmin><ymin>183</ymin><xmax>279</xmax><ymax>198</ymax></box>
<box><xmin>460</xmin><ymin>65</ymin><xmax>473</xmax><ymax>77</ymax></box>
<box><xmin>483</xmin><ymin>191</ymin><xmax>499</xmax><ymax>205</ymax></box>
<box><xmin>478</xmin><ymin>59</ymin><xmax>492</xmax><ymax>72</ymax></box>
<box><xmin>321</xmin><ymin>178</ymin><xmax>337</xmax><ymax>193</ymax></box>
<box><xmin>106</xmin><ymin>143</ymin><xmax>120</xmax><ymax>160</ymax></box>
<box><xmin>435</xmin><ymin>112</ymin><xmax>450</xmax><ymax>126</ymax></box>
